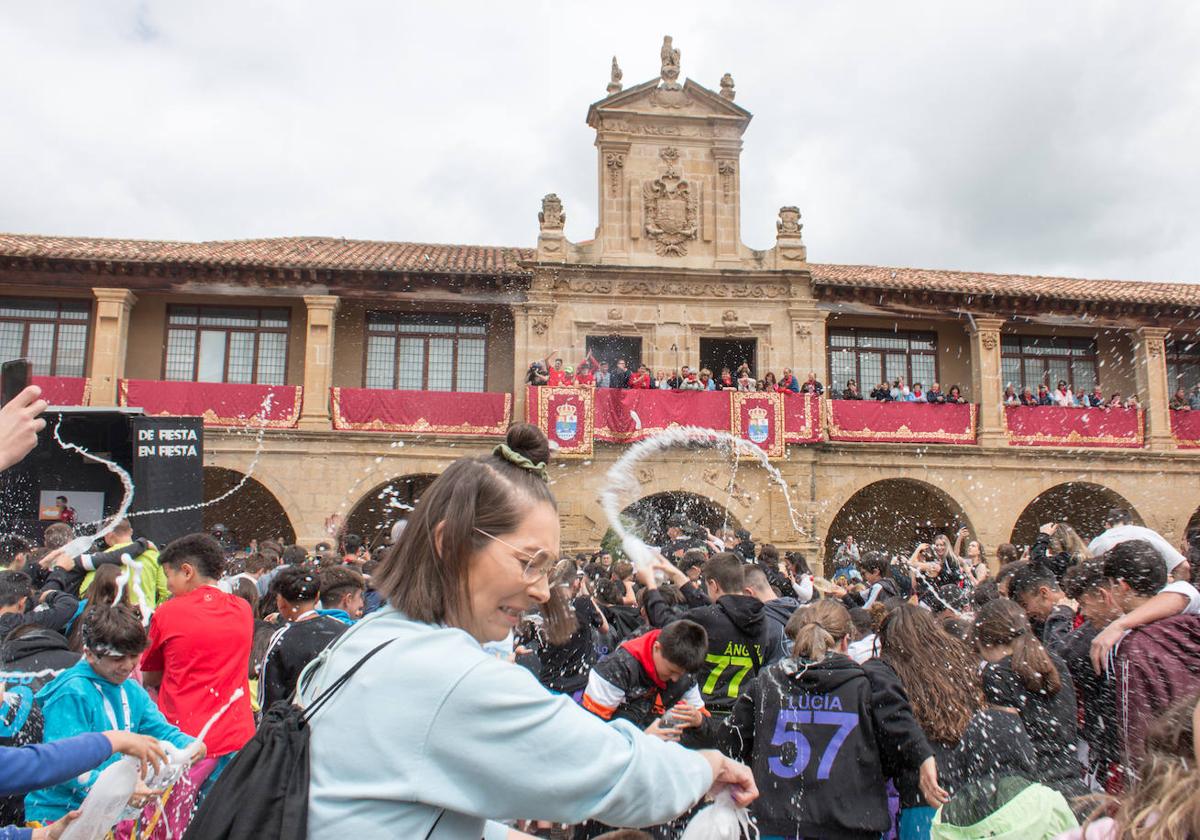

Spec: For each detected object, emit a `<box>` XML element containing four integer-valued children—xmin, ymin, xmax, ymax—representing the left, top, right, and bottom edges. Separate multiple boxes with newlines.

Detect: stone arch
<box><xmin>343</xmin><ymin>474</ymin><xmax>438</xmax><ymax>552</ymax></box>
<box><xmin>202</xmin><ymin>467</ymin><xmax>296</xmax><ymax>546</ymax></box>
<box><xmin>824</xmin><ymin>478</ymin><xmax>974</xmax><ymax>559</ymax></box>
<box><xmin>618</xmin><ymin>491</ymin><xmax>742</xmax><ymax>547</ymax></box>
<box><xmin>1009</xmin><ymin>482</ymin><xmax>1144</xmax><ymax>547</ymax></box>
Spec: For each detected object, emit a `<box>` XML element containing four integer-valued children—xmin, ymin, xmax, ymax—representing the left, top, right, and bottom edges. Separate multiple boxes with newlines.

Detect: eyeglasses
<box><xmin>473</xmin><ymin>528</ymin><xmax>558</xmax><ymax>582</ymax></box>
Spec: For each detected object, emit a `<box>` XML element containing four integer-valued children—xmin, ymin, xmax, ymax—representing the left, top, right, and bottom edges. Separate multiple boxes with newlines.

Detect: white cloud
<box><xmin>1</xmin><ymin>0</ymin><xmax>1197</xmax><ymax>282</ymax></box>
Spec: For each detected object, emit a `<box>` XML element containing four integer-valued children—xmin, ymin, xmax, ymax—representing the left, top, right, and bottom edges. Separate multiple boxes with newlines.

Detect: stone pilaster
<box><xmin>1133</xmin><ymin>326</ymin><xmax>1172</xmax><ymax>450</ymax></box>
<box><xmin>967</xmin><ymin>317</ymin><xmax>1006</xmax><ymax>448</ymax></box>
<box><xmin>788</xmin><ymin>308</ymin><xmax>827</xmax><ymax>385</ymax></box>
<box><xmin>88</xmin><ymin>288</ymin><xmax>137</xmax><ymax>406</ymax></box>
<box><xmin>511</xmin><ymin>304</ymin><xmax>532</xmax><ymax>423</ymax></box>
<box><xmin>297</xmin><ymin>295</ymin><xmax>339</xmax><ymax>430</ymax></box>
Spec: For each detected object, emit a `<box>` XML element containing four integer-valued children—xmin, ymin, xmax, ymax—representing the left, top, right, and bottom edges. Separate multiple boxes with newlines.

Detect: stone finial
<box><xmin>607</xmin><ymin>56</ymin><xmax>623</xmax><ymax>94</ymax></box>
<box><xmin>539</xmin><ymin>194</ymin><xmax>565</xmax><ymax>231</ymax></box>
<box><xmin>777</xmin><ymin>206</ymin><xmax>803</xmax><ymax>238</ymax></box>
<box><xmin>719</xmin><ymin>73</ymin><xmax>735</xmax><ymax>100</ymax></box>
<box><xmin>659</xmin><ymin>35</ymin><xmax>682</xmax><ymax>89</ymax></box>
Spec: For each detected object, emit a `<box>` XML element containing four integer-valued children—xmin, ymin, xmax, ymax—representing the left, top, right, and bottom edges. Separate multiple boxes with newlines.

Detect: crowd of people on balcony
<box><xmin>527</xmin><ymin>353</ymin><xmax>827</xmax><ymax>395</ymax></box>
<box><xmin>1001</xmin><ymin>381</ymin><xmax>1147</xmax><ymax>410</ymax></box>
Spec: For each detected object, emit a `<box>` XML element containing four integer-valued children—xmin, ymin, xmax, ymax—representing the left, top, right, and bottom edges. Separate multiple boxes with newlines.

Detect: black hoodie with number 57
<box><xmin>720</xmin><ymin>652</ymin><xmax>932</xmax><ymax>840</ymax></box>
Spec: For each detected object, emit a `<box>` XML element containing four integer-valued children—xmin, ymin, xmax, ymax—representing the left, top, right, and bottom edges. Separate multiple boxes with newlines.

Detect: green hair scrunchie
<box><xmin>493</xmin><ymin>443</ymin><xmax>549</xmax><ymax>483</ymax></box>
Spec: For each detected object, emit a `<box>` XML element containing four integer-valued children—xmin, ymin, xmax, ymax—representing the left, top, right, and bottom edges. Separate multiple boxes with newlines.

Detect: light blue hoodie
<box><xmin>25</xmin><ymin>660</ymin><xmax>195</xmax><ymax>823</ymax></box>
<box><xmin>298</xmin><ymin>606</ymin><xmax>713</xmax><ymax>840</ymax></box>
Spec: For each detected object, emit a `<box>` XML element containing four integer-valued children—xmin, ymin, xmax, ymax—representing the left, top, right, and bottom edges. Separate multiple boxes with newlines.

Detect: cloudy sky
<box><xmin>2</xmin><ymin>1</ymin><xmax>1198</xmax><ymax>283</ymax></box>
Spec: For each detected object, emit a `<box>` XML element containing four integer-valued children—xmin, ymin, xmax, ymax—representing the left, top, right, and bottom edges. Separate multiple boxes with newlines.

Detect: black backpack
<box><xmin>183</xmin><ymin>639</ymin><xmax>393</xmax><ymax>840</ymax></box>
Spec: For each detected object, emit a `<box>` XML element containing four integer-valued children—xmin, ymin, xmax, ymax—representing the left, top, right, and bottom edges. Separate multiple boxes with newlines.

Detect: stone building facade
<box><xmin>1</xmin><ymin>37</ymin><xmax>1198</xmax><ymax>567</ymax></box>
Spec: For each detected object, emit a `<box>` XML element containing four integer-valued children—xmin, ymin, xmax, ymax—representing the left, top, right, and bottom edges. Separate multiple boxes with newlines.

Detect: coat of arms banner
<box><xmin>529</xmin><ymin>386</ymin><xmax>595</xmax><ymax>458</ymax></box>
<box><xmin>731</xmin><ymin>391</ymin><xmax>786</xmax><ymax>458</ymax></box>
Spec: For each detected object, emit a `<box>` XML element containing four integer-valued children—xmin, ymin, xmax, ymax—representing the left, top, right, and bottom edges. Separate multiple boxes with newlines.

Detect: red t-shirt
<box><xmin>141</xmin><ymin>585</ymin><xmax>255</xmax><ymax>757</ymax></box>
<box><xmin>575</xmin><ymin>372</ymin><xmax>595</xmax><ymax>386</ymax></box>
<box><xmin>547</xmin><ymin>369</ymin><xmax>564</xmax><ymax>386</ymax></box>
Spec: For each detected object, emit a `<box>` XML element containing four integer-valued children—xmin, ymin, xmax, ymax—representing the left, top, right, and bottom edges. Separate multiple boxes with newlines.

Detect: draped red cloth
<box><xmin>527</xmin><ymin>386</ymin><xmax>594</xmax><ymax>457</ymax></box>
<box><xmin>827</xmin><ymin>400</ymin><xmax>977</xmax><ymax>444</ymax></box>
<box><xmin>32</xmin><ymin>376</ymin><xmax>90</xmax><ymax>406</ymax></box>
<box><xmin>1170</xmin><ymin>410</ymin><xmax>1200</xmax><ymax>449</ymax></box>
<box><xmin>1005</xmin><ymin>405</ymin><xmax>1143</xmax><ymax>448</ymax></box>
<box><xmin>784</xmin><ymin>394</ymin><xmax>822</xmax><ymax>444</ymax></box>
<box><xmin>594</xmin><ymin>389</ymin><xmax>730</xmax><ymax>443</ymax></box>
<box><xmin>332</xmin><ymin>387</ymin><xmax>512</xmax><ymax>436</ymax></box>
<box><xmin>119</xmin><ymin>380</ymin><xmax>303</xmax><ymax>428</ymax></box>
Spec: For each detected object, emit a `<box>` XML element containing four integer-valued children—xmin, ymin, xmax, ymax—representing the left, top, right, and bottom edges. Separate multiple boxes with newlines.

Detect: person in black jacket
<box><xmin>722</xmin><ymin>600</ymin><xmax>945</xmax><ymax>840</ymax></box>
<box><xmin>0</xmin><ymin>571</ymin><xmax>78</xmax><ymax>639</ymax></box>
<box><xmin>638</xmin><ymin>553</ymin><xmax>785</xmax><ymax>717</ymax></box>
<box><xmin>975</xmin><ymin>599</ymin><xmax>1089</xmax><ymax>811</ymax></box>
<box><xmin>0</xmin><ymin>624</ymin><xmax>80</xmax><ymax>692</ymax></box>
<box><xmin>1006</xmin><ymin>561</ymin><xmax>1076</xmax><ymax>658</ymax></box>
<box><xmin>536</xmin><ymin>560</ymin><xmax>608</xmax><ymax>698</ymax></box>
<box><xmin>258</xmin><ymin>565</ymin><xmax>347</xmax><ymax>710</ymax></box>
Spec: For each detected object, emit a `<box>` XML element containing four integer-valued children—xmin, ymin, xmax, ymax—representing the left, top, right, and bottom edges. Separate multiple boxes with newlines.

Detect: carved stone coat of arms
<box><xmin>643</xmin><ymin>169</ymin><xmax>698</xmax><ymax>256</ymax></box>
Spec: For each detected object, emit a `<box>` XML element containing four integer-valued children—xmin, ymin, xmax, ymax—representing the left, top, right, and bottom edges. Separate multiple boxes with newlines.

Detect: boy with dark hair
<box><xmin>640</xmin><ymin>553</ymin><xmax>785</xmax><ymax>716</ymax></box>
<box><xmin>854</xmin><ymin>551</ymin><xmax>899</xmax><ymax>608</ymax></box>
<box><xmin>595</xmin><ymin>578</ymin><xmax>642</xmax><ymax>642</ymax></box>
<box><xmin>25</xmin><ymin>604</ymin><xmax>202</xmax><ymax>824</ymax></box>
<box><xmin>341</xmin><ymin>533</ymin><xmax>365</xmax><ymax>565</ymax></box>
<box><xmin>0</xmin><ymin>571</ymin><xmax>78</xmax><ymax>639</ymax></box>
<box><xmin>1101</xmin><ymin>540</ymin><xmax>1200</xmax><ymax>774</ymax></box>
<box><xmin>318</xmin><ymin>566</ymin><xmax>366</xmax><ymax>623</ymax></box>
<box><xmin>142</xmin><ymin>533</ymin><xmax>254</xmax><ymax>767</ymax></box>
<box><xmin>1007</xmin><ymin>562</ymin><xmax>1074</xmax><ymax>656</ymax></box>
<box><xmin>259</xmin><ymin>566</ymin><xmax>347</xmax><ymax>711</ymax></box>
<box><xmin>581</xmin><ymin>620</ymin><xmax>710</xmax><ymax>740</ymax></box>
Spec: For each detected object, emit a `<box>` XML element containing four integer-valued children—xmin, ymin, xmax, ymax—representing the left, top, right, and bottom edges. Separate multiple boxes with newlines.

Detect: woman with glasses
<box><xmin>298</xmin><ymin>423</ymin><xmax>756</xmax><ymax>840</ymax></box>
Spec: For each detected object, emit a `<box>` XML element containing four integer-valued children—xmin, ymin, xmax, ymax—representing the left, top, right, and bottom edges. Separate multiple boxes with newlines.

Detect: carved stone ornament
<box><xmin>659</xmin><ymin>146</ymin><xmax>681</xmax><ymax>168</ymax></box>
<box><xmin>531</xmin><ymin>316</ymin><xmax>550</xmax><ymax>336</ymax></box>
<box><xmin>553</xmin><ymin>276</ymin><xmax>788</xmax><ymax>299</ymax></box>
<box><xmin>795</xmin><ymin>323</ymin><xmax>812</xmax><ymax>339</ymax></box>
<box><xmin>980</xmin><ymin>332</ymin><xmax>998</xmax><ymax>351</ymax></box>
<box><xmin>607</xmin><ymin>56</ymin><xmax>623</xmax><ymax>95</ymax></box>
<box><xmin>538</xmin><ymin>194</ymin><xmax>565</xmax><ymax>231</ymax></box>
<box><xmin>605</xmin><ymin>152</ymin><xmax>625</xmax><ymax>197</ymax></box>
<box><xmin>719</xmin><ymin>73</ymin><xmax>735</xmax><ymax>100</ymax></box>
<box><xmin>643</xmin><ymin>164</ymin><xmax>698</xmax><ymax>256</ymax></box>
<box><xmin>608</xmin><ymin>307</ymin><xmax>622</xmax><ymax>321</ymax></box>
<box><xmin>722</xmin><ymin>309</ymin><xmax>738</xmax><ymax>323</ymax></box>
<box><xmin>651</xmin><ymin>35</ymin><xmax>687</xmax><ymax>108</ymax></box>
<box><xmin>718</xmin><ymin>159</ymin><xmax>736</xmax><ymax>199</ymax></box>
<box><xmin>1148</xmin><ymin>340</ymin><xmax>1163</xmax><ymax>357</ymax></box>
<box><xmin>777</xmin><ymin>206</ymin><xmax>803</xmax><ymax>237</ymax></box>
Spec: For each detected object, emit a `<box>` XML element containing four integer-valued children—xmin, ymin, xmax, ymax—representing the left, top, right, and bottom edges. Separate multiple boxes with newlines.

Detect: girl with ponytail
<box><xmin>298</xmin><ymin>423</ymin><xmax>756</xmax><ymax>839</ymax></box>
<box><xmin>722</xmin><ymin>600</ymin><xmax>946</xmax><ymax>839</ymax></box>
<box><xmin>974</xmin><ymin>598</ymin><xmax>1090</xmax><ymax>808</ymax></box>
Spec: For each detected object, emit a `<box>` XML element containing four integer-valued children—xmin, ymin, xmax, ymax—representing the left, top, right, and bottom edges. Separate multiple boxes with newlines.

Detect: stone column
<box><xmin>1133</xmin><ymin>326</ymin><xmax>1172</xmax><ymax>450</ymax></box>
<box><xmin>89</xmin><ymin>288</ymin><xmax>137</xmax><ymax>406</ymax></box>
<box><xmin>511</xmin><ymin>304</ymin><xmax>532</xmax><ymax>423</ymax></box>
<box><xmin>967</xmin><ymin>317</ymin><xmax>1006</xmax><ymax>448</ymax></box>
<box><xmin>297</xmin><ymin>295</ymin><xmax>339</xmax><ymax>430</ymax></box>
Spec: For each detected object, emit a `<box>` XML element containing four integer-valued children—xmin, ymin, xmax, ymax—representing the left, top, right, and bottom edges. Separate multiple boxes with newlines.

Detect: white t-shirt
<box><xmin>1162</xmin><ymin>580</ymin><xmax>1200</xmax><ymax>615</ymax></box>
<box><xmin>1088</xmin><ymin>524</ymin><xmax>1187</xmax><ymax>573</ymax></box>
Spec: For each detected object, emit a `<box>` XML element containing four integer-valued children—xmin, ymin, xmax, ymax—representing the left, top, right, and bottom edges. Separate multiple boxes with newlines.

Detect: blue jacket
<box><xmin>0</xmin><ymin>733</ymin><xmax>112</xmax><ymax>840</ymax></box>
<box><xmin>298</xmin><ymin>607</ymin><xmax>712</xmax><ymax>840</ymax></box>
<box><xmin>24</xmin><ymin>660</ymin><xmax>195</xmax><ymax>823</ymax></box>
<box><xmin>315</xmin><ymin>608</ymin><xmax>354</xmax><ymax>625</ymax></box>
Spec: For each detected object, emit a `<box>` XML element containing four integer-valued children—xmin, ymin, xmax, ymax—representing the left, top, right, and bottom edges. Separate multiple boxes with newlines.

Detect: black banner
<box><xmin>130</xmin><ymin>416</ymin><xmax>204</xmax><ymax>546</ymax></box>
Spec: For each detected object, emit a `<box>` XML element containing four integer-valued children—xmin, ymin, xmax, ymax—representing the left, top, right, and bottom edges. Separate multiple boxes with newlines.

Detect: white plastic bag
<box><xmin>60</xmin><ymin>756</ymin><xmax>139</xmax><ymax>840</ymax></box>
<box><xmin>678</xmin><ymin>790</ymin><xmax>758</xmax><ymax>840</ymax></box>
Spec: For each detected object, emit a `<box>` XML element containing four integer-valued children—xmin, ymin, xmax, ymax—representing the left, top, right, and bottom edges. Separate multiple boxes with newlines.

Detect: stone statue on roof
<box><xmin>719</xmin><ymin>73</ymin><xmax>735</xmax><ymax>100</ymax></box>
<box><xmin>659</xmin><ymin>36</ymin><xmax>682</xmax><ymax>90</ymax></box>
<box><xmin>607</xmin><ymin>56</ymin><xmax>623</xmax><ymax>94</ymax></box>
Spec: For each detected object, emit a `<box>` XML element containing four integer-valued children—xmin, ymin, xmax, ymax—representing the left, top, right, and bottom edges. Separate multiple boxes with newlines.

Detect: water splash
<box><xmin>53</xmin><ymin>418</ymin><xmax>134</xmax><ymax>558</ymax></box>
<box><xmin>195</xmin><ymin>686</ymin><xmax>245</xmax><ymax>745</ymax></box>
<box><xmin>599</xmin><ymin>426</ymin><xmax>805</xmax><ymax>569</ymax></box>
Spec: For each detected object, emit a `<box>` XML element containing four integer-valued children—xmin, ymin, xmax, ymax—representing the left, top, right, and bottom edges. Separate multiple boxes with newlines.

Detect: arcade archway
<box><xmin>619</xmin><ymin>491</ymin><xmax>742</xmax><ymax>547</ymax></box>
<box><xmin>1009</xmin><ymin>482</ymin><xmax>1143</xmax><ymax>547</ymax></box>
<box><xmin>344</xmin><ymin>474</ymin><xmax>438</xmax><ymax>552</ymax></box>
<box><xmin>825</xmin><ymin>479</ymin><xmax>972</xmax><ymax>559</ymax></box>
<box><xmin>202</xmin><ymin>467</ymin><xmax>296</xmax><ymax>548</ymax></box>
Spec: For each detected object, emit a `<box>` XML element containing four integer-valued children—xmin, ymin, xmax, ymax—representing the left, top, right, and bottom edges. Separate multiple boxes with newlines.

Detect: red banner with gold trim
<box><xmin>1171</xmin><ymin>410</ymin><xmax>1200</xmax><ymax>449</ymax></box>
<box><xmin>529</xmin><ymin>386</ymin><xmax>593</xmax><ymax>458</ymax></box>
<box><xmin>119</xmin><ymin>380</ymin><xmax>302</xmax><ymax>428</ymax></box>
<box><xmin>1005</xmin><ymin>405</ymin><xmax>1142</xmax><ymax>448</ymax></box>
<box><xmin>593</xmin><ymin>390</ymin><xmax>730</xmax><ymax>443</ymax></box>
<box><xmin>731</xmin><ymin>392</ymin><xmax>785</xmax><ymax>457</ymax></box>
<box><xmin>827</xmin><ymin>400</ymin><xmax>977</xmax><ymax>445</ymax></box>
<box><xmin>332</xmin><ymin>387</ymin><xmax>511</xmax><ymax>436</ymax></box>
<box><xmin>784</xmin><ymin>394</ymin><xmax>822</xmax><ymax>444</ymax></box>
<box><xmin>33</xmin><ymin>376</ymin><xmax>90</xmax><ymax>406</ymax></box>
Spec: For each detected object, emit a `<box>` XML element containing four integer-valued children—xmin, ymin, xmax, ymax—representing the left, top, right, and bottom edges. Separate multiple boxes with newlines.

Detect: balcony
<box><xmin>119</xmin><ymin>380</ymin><xmax>303</xmax><ymax>428</ymax></box>
<box><xmin>826</xmin><ymin>400</ymin><xmax>977</xmax><ymax>445</ymax></box>
<box><xmin>33</xmin><ymin>376</ymin><xmax>91</xmax><ymax>406</ymax></box>
<box><xmin>1004</xmin><ymin>405</ymin><xmax>1143</xmax><ymax>448</ymax></box>
<box><xmin>331</xmin><ymin>387</ymin><xmax>512</xmax><ymax>436</ymax></box>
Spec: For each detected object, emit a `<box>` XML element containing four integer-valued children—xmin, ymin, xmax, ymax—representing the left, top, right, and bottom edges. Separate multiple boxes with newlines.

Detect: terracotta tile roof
<box><xmin>0</xmin><ymin>233</ymin><xmax>533</xmax><ymax>277</ymax></box>
<box><xmin>809</xmin><ymin>263</ymin><xmax>1200</xmax><ymax>308</ymax></box>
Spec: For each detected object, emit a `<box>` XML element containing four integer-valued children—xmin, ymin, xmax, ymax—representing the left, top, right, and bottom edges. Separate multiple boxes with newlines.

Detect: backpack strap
<box><xmin>301</xmin><ymin>639</ymin><xmax>395</xmax><ymax>723</ymax></box>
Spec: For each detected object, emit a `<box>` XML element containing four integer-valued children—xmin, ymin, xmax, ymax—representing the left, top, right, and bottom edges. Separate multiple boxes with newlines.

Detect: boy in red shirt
<box><xmin>141</xmin><ymin>533</ymin><xmax>255</xmax><ymax>773</ymax></box>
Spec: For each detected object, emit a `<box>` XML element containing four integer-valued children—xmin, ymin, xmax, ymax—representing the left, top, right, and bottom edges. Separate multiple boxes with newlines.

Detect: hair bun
<box><xmin>504</xmin><ymin>422</ymin><xmax>551</xmax><ymax>467</ymax></box>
